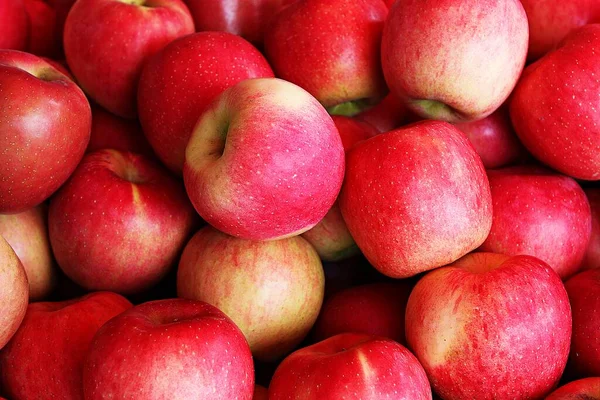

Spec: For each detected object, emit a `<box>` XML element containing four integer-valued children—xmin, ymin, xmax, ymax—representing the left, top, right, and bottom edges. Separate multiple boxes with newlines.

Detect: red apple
<box><xmin>313</xmin><ymin>282</ymin><xmax>411</xmax><ymax>345</ymax></box>
<box><xmin>0</xmin><ymin>236</ymin><xmax>28</xmax><ymax>350</ymax></box>
<box><xmin>0</xmin><ymin>205</ymin><xmax>56</xmax><ymax>300</ymax></box>
<box><xmin>264</xmin><ymin>0</ymin><xmax>388</xmax><ymax>113</ymax></box>
<box><xmin>0</xmin><ymin>50</ymin><xmax>91</xmax><ymax>214</ymax></box>
<box><xmin>545</xmin><ymin>377</ymin><xmax>600</xmax><ymax>399</ymax></box>
<box><xmin>339</xmin><ymin>120</ymin><xmax>492</xmax><ymax>278</ymax></box>
<box><xmin>177</xmin><ymin>226</ymin><xmax>325</xmax><ymax>361</ymax></box>
<box><xmin>83</xmin><ymin>299</ymin><xmax>254</xmax><ymax>399</ymax></box>
<box><xmin>269</xmin><ymin>332</ymin><xmax>432</xmax><ymax>399</ymax></box>
<box><xmin>254</xmin><ymin>385</ymin><xmax>268</xmax><ymax>400</ymax></box>
<box><xmin>582</xmin><ymin>188</ymin><xmax>600</xmax><ymax>269</ymax></box>
<box><xmin>64</xmin><ymin>0</ymin><xmax>195</xmax><ymax>118</ymax></box>
<box><xmin>0</xmin><ymin>0</ymin><xmax>28</xmax><ymax>51</ymax></box>
<box><xmin>381</xmin><ymin>0</ymin><xmax>528</xmax><ymax>122</ymax></box>
<box><xmin>406</xmin><ymin>252</ymin><xmax>571</xmax><ymax>400</ymax></box>
<box><xmin>138</xmin><ymin>31</ymin><xmax>274</xmax><ymax>173</ymax></box>
<box><xmin>0</xmin><ymin>292</ymin><xmax>132</xmax><ymax>399</ymax></box>
<box><xmin>184</xmin><ymin>78</ymin><xmax>345</xmax><ymax>240</ymax></box>
<box><xmin>24</xmin><ymin>0</ymin><xmax>59</xmax><ymax>57</ymax></box>
<box><xmin>510</xmin><ymin>24</ymin><xmax>600</xmax><ymax>180</ymax></box>
<box><xmin>49</xmin><ymin>149</ymin><xmax>197</xmax><ymax>294</ymax></box>
<box><xmin>355</xmin><ymin>92</ymin><xmax>410</xmax><ymax>133</ymax></box>
<box><xmin>479</xmin><ymin>165</ymin><xmax>591</xmax><ymax>279</ymax></box>
<box><xmin>565</xmin><ymin>269</ymin><xmax>600</xmax><ymax>378</ymax></box>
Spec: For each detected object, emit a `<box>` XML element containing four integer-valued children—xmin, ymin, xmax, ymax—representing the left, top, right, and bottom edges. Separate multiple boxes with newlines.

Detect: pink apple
<box><xmin>355</xmin><ymin>92</ymin><xmax>410</xmax><ymax>133</ymax></box>
<box><xmin>479</xmin><ymin>165</ymin><xmax>591</xmax><ymax>279</ymax></box>
<box><xmin>0</xmin><ymin>292</ymin><xmax>132</xmax><ymax>399</ymax></box>
<box><xmin>24</xmin><ymin>0</ymin><xmax>59</xmax><ymax>57</ymax></box>
<box><xmin>64</xmin><ymin>0</ymin><xmax>195</xmax><ymax>118</ymax></box>
<box><xmin>0</xmin><ymin>205</ymin><xmax>56</xmax><ymax>300</ymax></box>
<box><xmin>264</xmin><ymin>0</ymin><xmax>388</xmax><ymax>112</ymax></box>
<box><xmin>83</xmin><ymin>299</ymin><xmax>254</xmax><ymax>399</ymax></box>
<box><xmin>0</xmin><ymin>236</ymin><xmax>28</xmax><ymax>350</ymax></box>
<box><xmin>0</xmin><ymin>0</ymin><xmax>28</xmax><ymax>51</ymax></box>
<box><xmin>381</xmin><ymin>0</ymin><xmax>528</xmax><ymax>122</ymax></box>
<box><xmin>49</xmin><ymin>149</ymin><xmax>197</xmax><ymax>294</ymax></box>
<box><xmin>184</xmin><ymin>78</ymin><xmax>345</xmax><ymax>240</ymax></box>
<box><xmin>582</xmin><ymin>188</ymin><xmax>600</xmax><ymax>269</ymax></box>
<box><xmin>545</xmin><ymin>377</ymin><xmax>600</xmax><ymax>399</ymax></box>
<box><xmin>339</xmin><ymin>120</ymin><xmax>492</xmax><ymax>278</ymax></box>
<box><xmin>406</xmin><ymin>252</ymin><xmax>571</xmax><ymax>400</ymax></box>
<box><xmin>177</xmin><ymin>225</ymin><xmax>325</xmax><ymax>361</ymax></box>
<box><xmin>313</xmin><ymin>282</ymin><xmax>412</xmax><ymax>345</ymax></box>
<box><xmin>510</xmin><ymin>24</ymin><xmax>600</xmax><ymax>180</ymax></box>
<box><xmin>269</xmin><ymin>332</ymin><xmax>432</xmax><ymax>399</ymax></box>
<box><xmin>138</xmin><ymin>31</ymin><xmax>274</xmax><ymax>173</ymax></box>
<box><xmin>0</xmin><ymin>50</ymin><xmax>91</xmax><ymax>214</ymax></box>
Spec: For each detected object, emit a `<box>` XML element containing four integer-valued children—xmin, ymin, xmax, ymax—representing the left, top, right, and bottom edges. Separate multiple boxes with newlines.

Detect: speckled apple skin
<box><xmin>138</xmin><ymin>31</ymin><xmax>274</xmax><ymax>174</ymax></box>
<box><xmin>0</xmin><ymin>292</ymin><xmax>132</xmax><ymax>400</ymax></box>
<box><xmin>510</xmin><ymin>24</ymin><xmax>600</xmax><ymax>181</ymax></box>
<box><xmin>269</xmin><ymin>332</ymin><xmax>432</xmax><ymax>400</ymax></box>
<box><xmin>545</xmin><ymin>377</ymin><xmax>600</xmax><ymax>399</ymax></box>
<box><xmin>0</xmin><ymin>50</ymin><xmax>91</xmax><ymax>213</ymax></box>
<box><xmin>339</xmin><ymin>120</ymin><xmax>492</xmax><ymax>278</ymax></box>
<box><xmin>0</xmin><ymin>0</ymin><xmax>28</xmax><ymax>50</ymax></box>
<box><xmin>49</xmin><ymin>150</ymin><xmax>197</xmax><ymax>294</ymax></box>
<box><xmin>177</xmin><ymin>226</ymin><xmax>324</xmax><ymax>362</ymax></box>
<box><xmin>264</xmin><ymin>0</ymin><xmax>388</xmax><ymax>108</ymax></box>
<box><xmin>382</xmin><ymin>0</ymin><xmax>528</xmax><ymax>122</ymax></box>
<box><xmin>480</xmin><ymin>165</ymin><xmax>591</xmax><ymax>280</ymax></box>
<box><xmin>582</xmin><ymin>189</ymin><xmax>600</xmax><ymax>269</ymax></box>
<box><xmin>0</xmin><ymin>236</ymin><xmax>28</xmax><ymax>350</ymax></box>
<box><xmin>565</xmin><ymin>270</ymin><xmax>600</xmax><ymax>378</ymax></box>
<box><xmin>83</xmin><ymin>299</ymin><xmax>254</xmax><ymax>400</ymax></box>
<box><xmin>406</xmin><ymin>253</ymin><xmax>572</xmax><ymax>400</ymax></box>
<box><xmin>184</xmin><ymin>78</ymin><xmax>345</xmax><ymax>241</ymax></box>
<box><xmin>64</xmin><ymin>0</ymin><xmax>195</xmax><ymax>118</ymax></box>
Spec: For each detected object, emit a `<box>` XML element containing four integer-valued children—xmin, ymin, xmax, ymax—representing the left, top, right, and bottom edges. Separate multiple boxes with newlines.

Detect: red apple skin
<box><xmin>184</xmin><ymin>0</ymin><xmax>297</xmax><ymax>46</ymax></box>
<box><xmin>64</xmin><ymin>0</ymin><xmax>195</xmax><ymax>118</ymax></box>
<box><xmin>24</xmin><ymin>0</ymin><xmax>59</xmax><ymax>57</ymax></box>
<box><xmin>545</xmin><ymin>377</ymin><xmax>600</xmax><ymax>399</ymax></box>
<box><xmin>264</xmin><ymin>0</ymin><xmax>388</xmax><ymax>109</ymax></box>
<box><xmin>453</xmin><ymin>105</ymin><xmax>526</xmax><ymax>169</ymax></box>
<box><xmin>49</xmin><ymin>150</ymin><xmax>197</xmax><ymax>294</ymax></box>
<box><xmin>301</xmin><ymin>116</ymin><xmax>378</xmax><ymax>261</ymax></box>
<box><xmin>0</xmin><ymin>292</ymin><xmax>132</xmax><ymax>400</ymax></box>
<box><xmin>313</xmin><ymin>282</ymin><xmax>411</xmax><ymax>345</ymax></box>
<box><xmin>406</xmin><ymin>253</ymin><xmax>571</xmax><ymax>400</ymax></box>
<box><xmin>269</xmin><ymin>332</ymin><xmax>432</xmax><ymax>399</ymax></box>
<box><xmin>339</xmin><ymin>120</ymin><xmax>492</xmax><ymax>278</ymax></box>
<box><xmin>0</xmin><ymin>50</ymin><xmax>91</xmax><ymax>214</ymax></box>
<box><xmin>479</xmin><ymin>165</ymin><xmax>591</xmax><ymax>280</ymax></box>
<box><xmin>381</xmin><ymin>0</ymin><xmax>528</xmax><ymax>122</ymax></box>
<box><xmin>138</xmin><ymin>31</ymin><xmax>274</xmax><ymax>173</ymax></box>
<box><xmin>0</xmin><ymin>0</ymin><xmax>28</xmax><ymax>51</ymax></box>
<box><xmin>177</xmin><ymin>226</ymin><xmax>325</xmax><ymax>361</ymax></box>
<box><xmin>253</xmin><ymin>385</ymin><xmax>268</xmax><ymax>400</ymax></box>
<box><xmin>510</xmin><ymin>25</ymin><xmax>600</xmax><ymax>181</ymax></box>
<box><xmin>564</xmin><ymin>269</ymin><xmax>600</xmax><ymax>378</ymax></box>
<box><xmin>582</xmin><ymin>189</ymin><xmax>600</xmax><ymax>269</ymax></box>
<box><xmin>0</xmin><ymin>236</ymin><xmax>28</xmax><ymax>350</ymax></box>
<box><xmin>0</xmin><ymin>205</ymin><xmax>56</xmax><ymax>301</ymax></box>
<box><xmin>184</xmin><ymin>78</ymin><xmax>345</xmax><ymax>241</ymax></box>
<box><xmin>83</xmin><ymin>299</ymin><xmax>254</xmax><ymax>399</ymax></box>
<box><xmin>87</xmin><ymin>104</ymin><xmax>154</xmax><ymax>157</ymax></box>
<box><xmin>355</xmin><ymin>92</ymin><xmax>409</xmax><ymax>133</ymax></box>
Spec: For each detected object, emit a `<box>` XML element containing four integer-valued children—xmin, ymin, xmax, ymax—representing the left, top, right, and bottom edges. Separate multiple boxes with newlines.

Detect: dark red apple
<box><xmin>545</xmin><ymin>377</ymin><xmax>600</xmax><ymax>399</ymax></box>
<box><xmin>583</xmin><ymin>188</ymin><xmax>600</xmax><ymax>269</ymax></box>
<box><xmin>254</xmin><ymin>385</ymin><xmax>268</xmax><ymax>400</ymax></box>
<box><xmin>0</xmin><ymin>236</ymin><xmax>28</xmax><ymax>350</ymax></box>
<box><xmin>24</xmin><ymin>0</ymin><xmax>59</xmax><ymax>57</ymax></box>
<box><xmin>355</xmin><ymin>92</ymin><xmax>410</xmax><ymax>133</ymax></box>
<box><xmin>0</xmin><ymin>0</ymin><xmax>28</xmax><ymax>51</ymax></box>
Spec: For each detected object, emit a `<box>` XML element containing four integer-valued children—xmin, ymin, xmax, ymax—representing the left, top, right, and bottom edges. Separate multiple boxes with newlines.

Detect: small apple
<box><xmin>582</xmin><ymin>188</ymin><xmax>600</xmax><ymax>269</ymax></box>
<box><xmin>0</xmin><ymin>236</ymin><xmax>28</xmax><ymax>350</ymax></box>
<box><xmin>253</xmin><ymin>385</ymin><xmax>268</xmax><ymax>400</ymax></box>
<box><xmin>355</xmin><ymin>93</ymin><xmax>410</xmax><ymax>133</ymax></box>
<box><xmin>545</xmin><ymin>377</ymin><xmax>600</xmax><ymax>400</ymax></box>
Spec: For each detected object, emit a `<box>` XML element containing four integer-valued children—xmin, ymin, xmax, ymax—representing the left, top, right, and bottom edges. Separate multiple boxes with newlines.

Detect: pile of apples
<box><xmin>3</xmin><ymin>0</ymin><xmax>600</xmax><ymax>398</ymax></box>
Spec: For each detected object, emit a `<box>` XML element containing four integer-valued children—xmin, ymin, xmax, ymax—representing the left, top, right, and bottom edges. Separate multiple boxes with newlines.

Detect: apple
<box><xmin>264</xmin><ymin>0</ymin><xmax>388</xmax><ymax>113</ymax></box>
<box><xmin>49</xmin><ymin>149</ymin><xmax>198</xmax><ymax>294</ymax></box>
<box><xmin>582</xmin><ymin>189</ymin><xmax>600</xmax><ymax>269</ymax></box>
<box><xmin>0</xmin><ymin>236</ymin><xmax>28</xmax><ymax>350</ymax></box>
<box><xmin>83</xmin><ymin>298</ymin><xmax>254</xmax><ymax>399</ymax></box>
<box><xmin>24</xmin><ymin>0</ymin><xmax>59</xmax><ymax>57</ymax></box>
<box><xmin>301</xmin><ymin>116</ymin><xmax>378</xmax><ymax>261</ymax></box>
<box><xmin>177</xmin><ymin>225</ymin><xmax>324</xmax><ymax>361</ymax></box>
<box><xmin>0</xmin><ymin>0</ymin><xmax>28</xmax><ymax>51</ymax></box>
<box><xmin>381</xmin><ymin>0</ymin><xmax>528</xmax><ymax>122</ymax></box>
<box><xmin>269</xmin><ymin>332</ymin><xmax>432</xmax><ymax>399</ymax></box>
<box><xmin>564</xmin><ymin>269</ymin><xmax>600</xmax><ymax>378</ymax></box>
<box><xmin>0</xmin><ymin>50</ymin><xmax>91</xmax><ymax>214</ymax></box>
<box><xmin>138</xmin><ymin>31</ymin><xmax>274</xmax><ymax>173</ymax></box>
<box><xmin>406</xmin><ymin>252</ymin><xmax>571</xmax><ymax>400</ymax></box>
<box><xmin>355</xmin><ymin>93</ymin><xmax>410</xmax><ymax>133</ymax></box>
<box><xmin>0</xmin><ymin>292</ymin><xmax>132</xmax><ymax>399</ymax></box>
<box><xmin>510</xmin><ymin>24</ymin><xmax>600</xmax><ymax>181</ymax></box>
<box><xmin>313</xmin><ymin>282</ymin><xmax>412</xmax><ymax>345</ymax></box>
<box><xmin>339</xmin><ymin>120</ymin><xmax>492</xmax><ymax>278</ymax></box>
<box><xmin>184</xmin><ymin>77</ymin><xmax>345</xmax><ymax>240</ymax></box>
<box><xmin>479</xmin><ymin>165</ymin><xmax>591</xmax><ymax>279</ymax></box>
<box><xmin>254</xmin><ymin>385</ymin><xmax>268</xmax><ymax>400</ymax></box>
<box><xmin>0</xmin><ymin>204</ymin><xmax>56</xmax><ymax>300</ymax></box>
<box><xmin>64</xmin><ymin>0</ymin><xmax>195</xmax><ymax>118</ymax></box>
<box><xmin>545</xmin><ymin>377</ymin><xmax>600</xmax><ymax>399</ymax></box>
